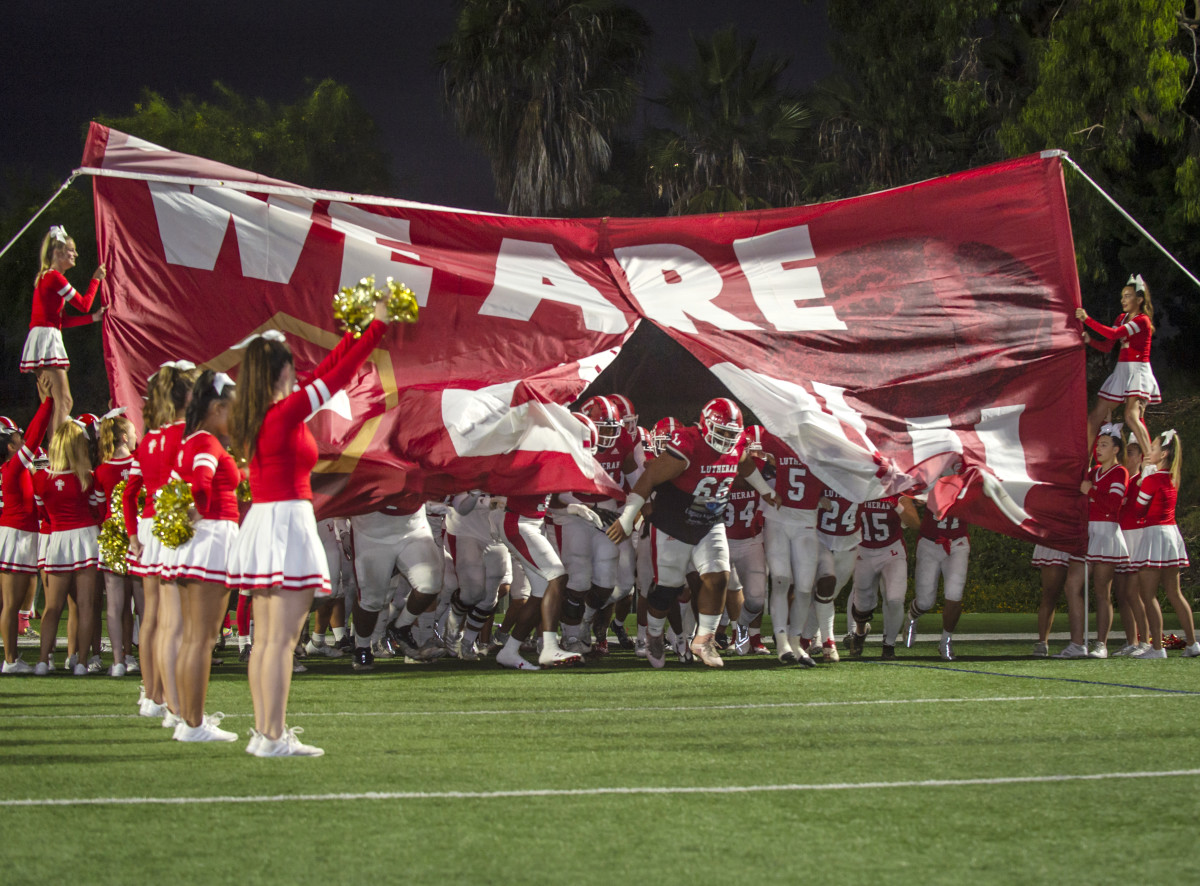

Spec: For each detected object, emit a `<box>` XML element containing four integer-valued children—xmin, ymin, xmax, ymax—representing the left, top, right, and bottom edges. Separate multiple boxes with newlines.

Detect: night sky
<box><xmin>5</xmin><ymin>0</ymin><xmax>831</xmax><ymax>212</ymax></box>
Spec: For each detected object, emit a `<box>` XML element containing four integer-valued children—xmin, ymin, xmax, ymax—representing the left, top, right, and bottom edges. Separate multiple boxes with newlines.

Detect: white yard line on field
<box><xmin>4</xmin><ymin>769</ymin><xmax>1199</xmax><ymax>808</ymax></box>
<box><xmin>5</xmin><ymin>691</ymin><xmax>1196</xmax><ymax>722</ymax></box>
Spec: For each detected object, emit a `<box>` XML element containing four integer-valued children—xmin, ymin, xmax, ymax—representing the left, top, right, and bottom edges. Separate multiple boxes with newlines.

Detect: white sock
<box><xmin>718</xmin><ymin>612</ymin><xmax>730</xmax><ymax>628</ymax></box>
<box><xmin>331</xmin><ymin>626</ymin><xmax>346</xmax><ymax>642</ymax></box>
<box><xmin>238</xmin><ymin>635</ymin><xmax>250</xmax><ymax>652</ymax></box>
<box><xmin>311</xmin><ymin>632</ymin><xmax>326</xmax><ymax>647</ymax></box>
<box><xmin>637</xmin><ymin>624</ymin><xmax>647</xmax><ymax>643</ymax></box>
<box><xmin>647</xmin><ymin>615</ymin><xmax>666</xmax><ymax>637</ymax></box>
<box><xmin>680</xmin><ymin>604</ymin><xmax>696</xmax><ymax>639</ymax></box>
<box><xmin>542</xmin><ymin>631</ymin><xmax>562</xmax><ymax>653</ymax></box>
<box><xmin>698</xmin><ymin>613</ymin><xmax>721</xmax><ymax>636</ymax></box>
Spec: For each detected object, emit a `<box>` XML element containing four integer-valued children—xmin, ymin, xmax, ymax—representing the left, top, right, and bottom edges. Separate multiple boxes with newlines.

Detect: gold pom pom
<box><xmin>152</xmin><ymin>478</ymin><xmax>195</xmax><ymax>549</ymax></box>
<box><xmin>385</xmin><ymin>277</ymin><xmax>419</xmax><ymax>324</ymax></box>
<box><xmin>98</xmin><ymin>480</ymin><xmax>130</xmax><ymax>575</ymax></box>
<box><xmin>236</xmin><ymin>478</ymin><xmax>252</xmax><ymax>503</ymax></box>
<box><xmin>333</xmin><ymin>275</ymin><xmax>379</xmax><ymax>339</ymax></box>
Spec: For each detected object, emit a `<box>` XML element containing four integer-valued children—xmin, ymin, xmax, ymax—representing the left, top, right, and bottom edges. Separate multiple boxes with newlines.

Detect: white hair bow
<box><xmin>231</xmin><ymin>329</ymin><xmax>287</xmax><ymax>349</ymax></box>
<box><xmin>1099</xmin><ymin>422</ymin><xmax>1123</xmax><ymax>439</ymax></box>
<box><xmin>1161</xmin><ymin>428</ymin><xmax>1177</xmax><ymax>446</ymax></box>
<box><xmin>213</xmin><ymin>372</ymin><xmax>235</xmax><ymax>395</ymax></box>
<box><xmin>1126</xmin><ymin>273</ymin><xmax>1146</xmax><ymax>293</ymax></box>
<box><xmin>162</xmin><ymin>360</ymin><xmax>196</xmax><ymax>371</ymax></box>
<box><xmin>49</xmin><ymin>225</ymin><xmax>69</xmax><ymax>243</ymax></box>
<box><xmin>100</xmin><ymin>407</ymin><xmax>126</xmax><ymax>422</ymax></box>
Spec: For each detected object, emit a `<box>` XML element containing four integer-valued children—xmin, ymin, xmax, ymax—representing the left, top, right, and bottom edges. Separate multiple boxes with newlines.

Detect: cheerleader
<box><xmin>123</xmin><ymin>363</ymin><xmax>198</xmax><ymax>717</ymax></box>
<box><xmin>1054</xmin><ymin>424</ymin><xmax>1128</xmax><ymax>659</ymax></box>
<box><xmin>228</xmin><ymin>305</ymin><xmax>391</xmax><ymax>757</ymax></box>
<box><xmin>1076</xmin><ymin>274</ymin><xmax>1158</xmax><ymax>458</ymax></box>
<box><xmin>1129</xmin><ymin>430</ymin><xmax>1196</xmax><ymax>659</ymax></box>
<box><xmin>1030</xmin><ymin>544</ymin><xmax>1069</xmax><ymax>657</ymax></box>
<box><xmin>94</xmin><ymin>409</ymin><xmax>141</xmax><ymax>676</ymax></box>
<box><xmin>1111</xmin><ymin>435</ymin><xmax>1151</xmax><ymax>656</ymax></box>
<box><xmin>0</xmin><ymin>389</ymin><xmax>54</xmax><ymax>673</ymax></box>
<box><xmin>169</xmin><ymin>371</ymin><xmax>240</xmax><ymax>741</ymax></box>
<box><xmin>21</xmin><ymin>226</ymin><xmax>106</xmax><ymax>432</ymax></box>
<box><xmin>32</xmin><ymin>421</ymin><xmax>104</xmax><ymax>674</ymax></box>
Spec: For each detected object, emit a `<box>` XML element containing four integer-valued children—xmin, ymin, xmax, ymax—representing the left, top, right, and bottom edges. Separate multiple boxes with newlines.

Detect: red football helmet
<box><xmin>636</xmin><ymin>425</ymin><xmax>653</xmax><ymax>451</ymax></box>
<box><xmin>651</xmin><ymin>416</ymin><xmax>680</xmax><ymax>456</ymax></box>
<box><xmin>700</xmin><ymin>398</ymin><xmax>744</xmax><ymax>454</ymax></box>
<box><xmin>608</xmin><ymin>394</ymin><xmax>638</xmax><ymax>434</ymax></box>
<box><xmin>572</xmin><ymin>411</ymin><xmax>599</xmax><ymax>452</ymax></box>
<box><xmin>743</xmin><ymin>424</ymin><xmax>765</xmax><ymax>454</ymax></box>
<box><xmin>581</xmin><ymin>396</ymin><xmax>621</xmax><ymax>450</ymax></box>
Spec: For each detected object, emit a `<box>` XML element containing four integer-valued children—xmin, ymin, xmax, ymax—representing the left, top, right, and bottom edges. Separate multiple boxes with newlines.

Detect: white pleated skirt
<box><xmin>1098</xmin><ymin>361</ymin><xmax>1160</xmax><ymax>404</ymax></box>
<box><xmin>19</xmin><ymin>326</ymin><xmax>70</xmax><ymax>372</ymax></box>
<box><xmin>1070</xmin><ymin>520</ymin><xmax>1128</xmax><ymax>564</ymax></box>
<box><xmin>131</xmin><ymin>517</ymin><xmax>167</xmax><ymax>579</ymax></box>
<box><xmin>166</xmin><ymin>518</ymin><xmax>238</xmax><ymax>586</ymax></box>
<box><xmin>1116</xmin><ymin>527</ymin><xmax>1142</xmax><ymax>574</ymax></box>
<box><xmin>228</xmin><ymin>500</ymin><xmax>330</xmax><ymax>594</ymax></box>
<box><xmin>1031</xmin><ymin>545</ymin><xmax>1069</xmax><ymax>568</ymax></box>
<box><xmin>42</xmin><ymin>526</ymin><xmax>99</xmax><ymax>573</ymax></box>
<box><xmin>1129</xmin><ymin>524</ymin><xmax>1189</xmax><ymax>569</ymax></box>
<box><xmin>0</xmin><ymin>526</ymin><xmax>39</xmax><ymax>573</ymax></box>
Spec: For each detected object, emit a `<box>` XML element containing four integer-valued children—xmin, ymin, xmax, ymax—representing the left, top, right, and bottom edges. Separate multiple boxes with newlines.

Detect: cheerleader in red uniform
<box><xmin>1076</xmin><ymin>274</ymin><xmax>1158</xmax><ymax>458</ymax></box>
<box><xmin>1129</xmin><ymin>430</ymin><xmax>1196</xmax><ymax>659</ymax></box>
<box><xmin>0</xmin><ymin>388</ymin><xmax>54</xmax><ymax>674</ymax></box>
<box><xmin>1055</xmin><ymin>425</ymin><xmax>1128</xmax><ymax>659</ymax></box>
<box><xmin>1110</xmin><ymin>434</ymin><xmax>1150</xmax><ymax>656</ymax></box>
<box><xmin>95</xmin><ymin>409</ymin><xmax>139</xmax><ymax>676</ymax></box>
<box><xmin>229</xmin><ymin>305</ymin><xmax>390</xmax><ymax>758</ymax></box>
<box><xmin>169</xmin><ymin>371</ymin><xmax>240</xmax><ymax>742</ymax></box>
<box><xmin>123</xmin><ymin>363</ymin><xmax>198</xmax><ymax>718</ymax></box>
<box><xmin>21</xmin><ymin>226</ymin><xmax>106</xmax><ymax>433</ymax></box>
<box><xmin>32</xmin><ymin>422</ymin><xmax>104</xmax><ymax>675</ymax></box>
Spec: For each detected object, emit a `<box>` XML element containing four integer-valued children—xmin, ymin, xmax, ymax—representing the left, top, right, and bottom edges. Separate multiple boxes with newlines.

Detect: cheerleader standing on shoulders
<box><xmin>0</xmin><ymin>387</ymin><xmax>54</xmax><ymax>673</ymax></box>
<box><xmin>169</xmin><ymin>371</ymin><xmax>240</xmax><ymax>742</ymax></box>
<box><xmin>123</xmin><ymin>363</ymin><xmax>198</xmax><ymax>717</ymax></box>
<box><xmin>32</xmin><ymin>421</ymin><xmax>104</xmax><ymax>674</ymax></box>
<box><xmin>1076</xmin><ymin>274</ymin><xmax>1158</xmax><ymax>458</ymax></box>
<box><xmin>1054</xmin><ymin>424</ymin><xmax>1128</xmax><ymax>659</ymax></box>
<box><xmin>1129</xmin><ymin>430</ymin><xmax>1197</xmax><ymax>659</ymax></box>
<box><xmin>20</xmin><ymin>226</ymin><xmax>105</xmax><ymax>433</ymax></box>
<box><xmin>228</xmin><ymin>304</ymin><xmax>391</xmax><ymax>757</ymax></box>
<box><xmin>94</xmin><ymin>409</ymin><xmax>140</xmax><ymax>676</ymax></box>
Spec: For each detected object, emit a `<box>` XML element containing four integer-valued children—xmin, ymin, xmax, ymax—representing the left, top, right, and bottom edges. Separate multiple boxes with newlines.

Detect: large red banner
<box><xmin>83</xmin><ymin>125</ymin><xmax>1087</xmax><ymax>550</ymax></box>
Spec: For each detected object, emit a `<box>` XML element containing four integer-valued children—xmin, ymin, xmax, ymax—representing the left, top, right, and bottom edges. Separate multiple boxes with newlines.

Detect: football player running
<box><xmin>607</xmin><ymin>398</ymin><xmax>779</xmax><ymax>668</ymax></box>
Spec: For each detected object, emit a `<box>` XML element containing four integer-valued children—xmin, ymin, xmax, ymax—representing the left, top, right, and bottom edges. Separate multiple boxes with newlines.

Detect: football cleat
<box><xmin>611</xmin><ymin>620</ymin><xmax>635</xmax><ymax>650</ymax></box>
<box><xmin>732</xmin><ymin>623</ymin><xmax>750</xmax><ymax>656</ymax></box>
<box><xmin>690</xmin><ymin>634</ymin><xmax>724</xmax><ymax>668</ymax></box>
<box><xmin>388</xmin><ymin>624</ymin><xmax>422</xmax><ymax>659</ymax></box>
<box><xmin>881</xmin><ymin>643</ymin><xmax>896</xmax><ymax>661</ymax></box>
<box><xmin>635</xmin><ymin>637</ymin><xmax>648</xmax><ymax>658</ymax></box>
<box><xmin>903</xmin><ymin>615</ymin><xmax>919</xmax><ymax>648</ymax></box>
<box><xmin>850</xmin><ymin>631</ymin><xmax>867</xmax><ymax>657</ymax></box>
<box><xmin>645</xmin><ymin>632</ymin><xmax>666</xmax><ymax>669</ymax></box>
<box><xmin>714</xmin><ymin>631</ymin><xmax>731</xmax><ymax>651</ymax></box>
<box><xmin>591</xmin><ymin>637</ymin><xmax>610</xmax><ymax>656</ymax></box>
<box><xmin>938</xmin><ymin>637</ymin><xmax>955</xmax><ymax>661</ymax></box>
<box><xmin>537</xmin><ymin>647</ymin><xmax>583</xmax><ymax>668</ymax></box>
<box><xmin>352</xmin><ymin>646</ymin><xmax>375</xmax><ymax>672</ymax></box>
<box><xmin>749</xmin><ymin>633</ymin><xmax>770</xmax><ymax>655</ymax></box>
<box><xmin>822</xmin><ymin>639</ymin><xmax>840</xmax><ymax>663</ymax></box>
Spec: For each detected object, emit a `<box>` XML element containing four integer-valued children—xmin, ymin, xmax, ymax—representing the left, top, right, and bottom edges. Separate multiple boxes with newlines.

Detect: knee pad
<box><xmin>814</xmin><ymin>584</ymin><xmax>837</xmax><ymax>605</ymax></box>
<box><xmin>561</xmin><ymin>597</ymin><xmax>585</xmax><ymax>622</ymax></box>
<box><xmin>851</xmin><ymin>604</ymin><xmax>875</xmax><ymax>627</ymax></box>
<box><xmin>648</xmin><ymin>584</ymin><xmax>681</xmax><ymax>612</ymax></box>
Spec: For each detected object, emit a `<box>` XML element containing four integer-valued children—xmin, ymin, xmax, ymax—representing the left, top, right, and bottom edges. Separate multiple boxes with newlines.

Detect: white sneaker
<box><xmin>2</xmin><ymin>658</ymin><xmax>34</xmax><ymax>675</ymax></box>
<box><xmin>162</xmin><ymin>710</ymin><xmax>183</xmax><ymax>729</ymax></box>
<box><xmin>175</xmin><ymin>720</ymin><xmax>238</xmax><ymax>742</ymax></box>
<box><xmin>645</xmin><ymin>632</ymin><xmax>666</xmax><ymax>669</ymax></box>
<box><xmin>66</xmin><ymin>653</ymin><xmax>78</xmax><ymax>670</ymax></box>
<box><xmin>1133</xmin><ymin>646</ymin><xmax>1168</xmax><ymax>659</ymax></box>
<box><xmin>674</xmin><ymin>635</ymin><xmax>693</xmax><ymax>664</ymax></box>
<box><xmin>537</xmin><ymin>646</ymin><xmax>583</xmax><ymax>667</ymax></box>
<box><xmin>1052</xmin><ymin>643</ymin><xmax>1089</xmax><ymax>659</ymax></box>
<box><xmin>125</xmin><ymin>655</ymin><xmax>140</xmax><ymax>674</ymax></box>
<box><xmin>33</xmin><ymin>661</ymin><xmax>49</xmax><ymax>676</ymax></box>
<box><xmin>253</xmin><ymin>726</ymin><xmax>324</xmax><ymax>757</ymax></box>
<box><xmin>634</xmin><ymin>637</ymin><xmax>648</xmax><ymax>659</ymax></box>
<box><xmin>87</xmin><ymin>654</ymin><xmax>103</xmax><ymax>674</ymax></box>
<box><xmin>1181</xmin><ymin>642</ymin><xmax>1200</xmax><ymax>658</ymax></box>
<box><xmin>137</xmin><ymin>684</ymin><xmax>146</xmax><ymax>705</ymax></box>
<box><xmin>1087</xmin><ymin>642</ymin><xmax>1108</xmax><ymax>659</ymax></box>
<box><xmin>1112</xmin><ymin>643</ymin><xmax>1140</xmax><ymax>657</ymax></box>
<box><xmin>823</xmin><ymin>640</ymin><xmax>841</xmax><ymax>663</ymax></box>
<box><xmin>246</xmin><ymin>729</ymin><xmax>265</xmax><ymax>756</ymax></box>
<box><xmin>72</xmin><ymin>663</ymin><xmax>88</xmax><ymax>676</ymax></box>
<box><xmin>562</xmin><ymin>635</ymin><xmax>592</xmax><ymax>655</ymax></box>
<box><xmin>303</xmin><ymin>640</ymin><xmax>344</xmax><ymax>659</ymax></box>
<box><xmin>1031</xmin><ymin>641</ymin><xmax>1049</xmax><ymax>658</ymax></box>
<box><xmin>139</xmin><ymin>698</ymin><xmax>166</xmax><ymax>718</ymax></box>
<box><xmin>109</xmin><ymin>662</ymin><xmax>127</xmax><ymax>677</ymax></box>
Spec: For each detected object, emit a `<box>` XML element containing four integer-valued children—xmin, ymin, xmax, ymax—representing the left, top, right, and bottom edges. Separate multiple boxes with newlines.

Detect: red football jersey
<box><xmin>1087</xmin><ymin>463</ymin><xmax>1127</xmax><ymax>523</ymax></box>
<box><xmin>33</xmin><ymin>471</ymin><xmax>104</xmax><ymax>530</ymax></box>
<box><xmin>648</xmin><ymin>424</ymin><xmax>744</xmax><ymax>544</ymax></box>
<box><xmin>759</xmin><ymin>430</ymin><xmax>823</xmax><ymax>510</ymax></box>
<box><xmin>858</xmin><ymin>497</ymin><xmax>904</xmax><ymax>549</ymax></box>
<box><xmin>918</xmin><ymin>507</ymin><xmax>970</xmax><ymax>543</ymax></box>
<box><xmin>818</xmin><ymin>488</ymin><xmax>860</xmax><ymax>544</ymax></box>
<box><xmin>506</xmin><ymin>493</ymin><xmax>551</xmax><ymax>520</ymax></box>
<box><xmin>724</xmin><ymin>484</ymin><xmax>763</xmax><ymax>541</ymax></box>
<box><xmin>575</xmin><ymin>429</ymin><xmax>635</xmax><ymax>505</ymax></box>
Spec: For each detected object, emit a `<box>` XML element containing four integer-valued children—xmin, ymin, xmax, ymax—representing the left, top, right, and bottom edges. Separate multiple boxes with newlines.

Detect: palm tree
<box><xmin>438</xmin><ymin>0</ymin><xmax>650</xmax><ymax>216</ymax></box>
<box><xmin>645</xmin><ymin>26</ymin><xmax>810</xmax><ymax>214</ymax></box>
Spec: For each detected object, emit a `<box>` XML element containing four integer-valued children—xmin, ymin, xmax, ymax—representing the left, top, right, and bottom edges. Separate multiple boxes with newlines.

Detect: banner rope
<box><xmin>1061</xmin><ymin>154</ymin><xmax>1200</xmax><ymax>291</ymax></box>
<box><xmin>0</xmin><ymin>174</ymin><xmax>78</xmax><ymax>263</ymax></box>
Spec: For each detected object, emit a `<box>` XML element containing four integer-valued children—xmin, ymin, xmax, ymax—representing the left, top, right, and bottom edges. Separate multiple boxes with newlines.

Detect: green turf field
<box><xmin>2</xmin><ymin>615</ymin><xmax>1198</xmax><ymax>886</ymax></box>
